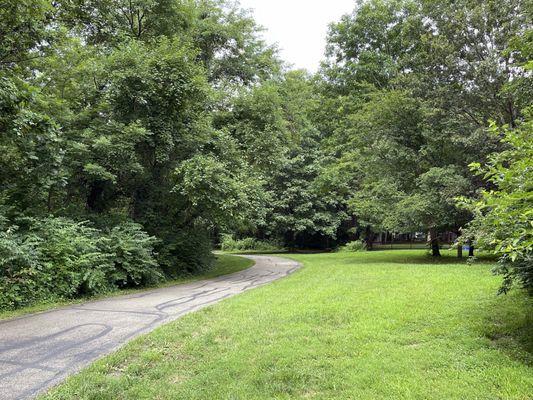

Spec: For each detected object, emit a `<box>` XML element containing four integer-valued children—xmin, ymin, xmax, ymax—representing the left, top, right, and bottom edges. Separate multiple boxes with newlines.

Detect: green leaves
<box><xmin>174</xmin><ymin>152</ymin><xmax>266</xmax><ymax>230</ymax></box>
<box><xmin>318</xmin><ymin>0</ymin><xmax>530</xmax><ymax>257</ymax></box>
<box><xmin>83</xmin><ymin>163</ymin><xmax>117</xmax><ymax>184</ymax></box>
<box><xmin>0</xmin><ymin>218</ymin><xmax>161</xmax><ymax>310</ymax></box>
<box><xmin>0</xmin><ymin>0</ymin><xmax>53</xmax><ymax>68</ymax></box>
<box><xmin>0</xmin><ymin>0</ymin><xmax>281</xmax><ymax>288</ymax></box>
<box><xmin>463</xmin><ymin>116</ymin><xmax>533</xmax><ymax>292</ymax></box>
<box><xmin>0</xmin><ymin>74</ymin><xmax>64</xmax><ymax>216</ymax></box>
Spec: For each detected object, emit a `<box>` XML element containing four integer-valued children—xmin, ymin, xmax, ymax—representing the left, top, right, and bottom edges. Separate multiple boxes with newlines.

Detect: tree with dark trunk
<box><xmin>364</xmin><ymin>226</ymin><xmax>375</xmax><ymax>251</ymax></box>
<box><xmin>469</xmin><ymin>242</ymin><xmax>475</xmax><ymax>258</ymax></box>
<box><xmin>429</xmin><ymin>228</ymin><xmax>441</xmax><ymax>257</ymax></box>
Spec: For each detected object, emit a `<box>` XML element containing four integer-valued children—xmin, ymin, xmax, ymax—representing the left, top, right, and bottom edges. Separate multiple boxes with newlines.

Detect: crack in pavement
<box><xmin>0</xmin><ymin>255</ymin><xmax>300</xmax><ymax>400</ymax></box>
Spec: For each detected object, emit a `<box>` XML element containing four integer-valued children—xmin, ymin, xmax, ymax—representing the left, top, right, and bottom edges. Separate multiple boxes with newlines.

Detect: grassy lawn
<box><xmin>0</xmin><ymin>254</ymin><xmax>253</xmax><ymax>321</ymax></box>
<box><xmin>41</xmin><ymin>250</ymin><xmax>532</xmax><ymax>400</ymax></box>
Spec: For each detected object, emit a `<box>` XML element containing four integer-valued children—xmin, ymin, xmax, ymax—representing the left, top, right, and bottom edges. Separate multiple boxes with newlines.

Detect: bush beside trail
<box><xmin>0</xmin><ymin>217</ymin><xmax>161</xmax><ymax>311</ymax></box>
<box><xmin>220</xmin><ymin>234</ymin><xmax>283</xmax><ymax>252</ymax></box>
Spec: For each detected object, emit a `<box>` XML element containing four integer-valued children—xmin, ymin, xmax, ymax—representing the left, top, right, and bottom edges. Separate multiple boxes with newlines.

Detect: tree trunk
<box><xmin>468</xmin><ymin>241</ymin><xmax>475</xmax><ymax>257</ymax></box>
<box><xmin>429</xmin><ymin>228</ymin><xmax>441</xmax><ymax>257</ymax></box>
<box><xmin>454</xmin><ymin>229</ymin><xmax>462</xmax><ymax>258</ymax></box>
<box><xmin>364</xmin><ymin>226</ymin><xmax>374</xmax><ymax>251</ymax></box>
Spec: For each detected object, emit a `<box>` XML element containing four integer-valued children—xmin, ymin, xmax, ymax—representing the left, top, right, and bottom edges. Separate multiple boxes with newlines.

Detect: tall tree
<box><xmin>319</xmin><ymin>0</ymin><xmax>531</xmax><ymax>255</ymax></box>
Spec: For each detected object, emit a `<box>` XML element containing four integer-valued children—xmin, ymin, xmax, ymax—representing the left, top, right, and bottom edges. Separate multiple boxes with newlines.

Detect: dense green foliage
<box><xmin>311</xmin><ymin>0</ymin><xmax>532</xmax><ymax>290</ymax></box>
<box><xmin>463</xmin><ymin>119</ymin><xmax>533</xmax><ymax>294</ymax></box>
<box><xmin>318</xmin><ymin>0</ymin><xmax>531</xmax><ymax>257</ymax></box>
<box><xmin>340</xmin><ymin>240</ymin><xmax>367</xmax><ymax>252</ymax></box>
<box><xmin>0</xmin><ymin>218</ymin><xmax>160</xmax><ymax>309</ymax></box>
<box><xmin>0</xmin><ymin>0</ymin><xmax>280</xmax><ymax>309</ymax></box>
<box><xmin>41</xmin><ymin>251</ymin><xmax>532</xmax><ymax>399</ymax></box>
<box><xmin>219</xmin><ymin>234</ymin><xmax>282</xmax><ymax>252</ymax></box>
<box><xmin>462</xmin><ymin>31</ymin><xmax>533</xmax><ymax>293</ymax></box>
<box><xmin>1</xmin><ymin>0</ymin><xmax>531</xmax><ymax>307</ymax></box>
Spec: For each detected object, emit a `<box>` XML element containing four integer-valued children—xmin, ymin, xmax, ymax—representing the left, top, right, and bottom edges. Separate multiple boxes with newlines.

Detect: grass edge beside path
<box><xmin>40</xmin><ymin>250</ymin><xmax>532</xmax><ymax>400</ymax></box>
<box><xmin>0</xmin><ymin>254</ymin><xmax>254</xmax><ymax>321</ymax></box>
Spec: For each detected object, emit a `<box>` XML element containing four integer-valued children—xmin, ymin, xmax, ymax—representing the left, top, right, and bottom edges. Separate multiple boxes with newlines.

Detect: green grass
<box><xmin>373</xmin><ymin>243</ymin><xmax>452</xmax><ymax>250</ymax></box>
<box><xmin>0</xmin><ymin>254</ymin><xmax>254</xmax><ymax>321</ymax></box>
<box><xmin>41</xmin><ymin>250</ymin><xmax>532</xmax><ymax>400</ymax></box>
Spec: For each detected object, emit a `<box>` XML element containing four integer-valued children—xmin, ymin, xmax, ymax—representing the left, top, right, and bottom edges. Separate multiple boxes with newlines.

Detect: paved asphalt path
<box><xmin>0</xmin><ymin>255</ymin><xmax>300</xmax><ymax>400</ymax></box>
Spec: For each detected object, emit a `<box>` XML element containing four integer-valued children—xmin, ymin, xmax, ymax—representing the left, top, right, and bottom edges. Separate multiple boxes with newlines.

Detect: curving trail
<box><xmin>0</xmin><ymin>255</ymin><xmax>300</xmax><ymax>400</ymax></box>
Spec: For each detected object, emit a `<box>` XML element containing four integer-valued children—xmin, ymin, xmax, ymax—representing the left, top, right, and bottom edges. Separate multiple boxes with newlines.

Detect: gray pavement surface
<box><xmin>0</xmin><ymin>255</ymin><xmax>300</xmax><ymax>400</ymax></box>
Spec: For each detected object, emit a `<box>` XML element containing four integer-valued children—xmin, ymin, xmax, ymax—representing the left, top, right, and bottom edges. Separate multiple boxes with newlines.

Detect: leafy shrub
<box><xmin>158</xmin><ymin>227</ymin><xmax>215</xmax><ymax>277</ymax></box>
<box><xmin>220</xmin><ymin>234</ymin><xmax>282</xmax><ymax>252</ymax></box>
<box><xmin>0</xmin><ymin>227</ymin><xmax>49</xmax><ymax>310</ymax></box>
<box><xmin>100</xmin><ymin>222</ymin><xmax>162</xmax><ymax>287</ymax></box>
<box><xmin>462</xmin><ymin>119</ymin><xmax>532</xmax><ymax>293</ymax></box>
<box><xmin>220</xmin><ymin>235</ymin><xmax>255</xmax><ymax>251</ymax></box>
<box><xmin>32</xmin><ymin>217</ymin><xmax>114</xmax><ymax>297</ymax></box>
<box><xmin>0</xmin><ymin>218</ymin><xmax>161</xmax><ymax>311</ymax></box>
<box><xmin>340</xmin><ymin>240</ymin><xmax>367</xmax><ymax>252</ymax></box>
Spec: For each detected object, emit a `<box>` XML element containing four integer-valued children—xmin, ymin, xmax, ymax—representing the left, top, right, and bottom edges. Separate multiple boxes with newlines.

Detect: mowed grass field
<box><xmin>41</xmin><ymin>251</ymin><xmax>532</xmax><ymax>400</ymax></box>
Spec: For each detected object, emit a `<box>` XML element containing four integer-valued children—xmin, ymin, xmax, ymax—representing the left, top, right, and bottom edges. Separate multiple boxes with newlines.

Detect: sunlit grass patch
<box><xmin>42</xmin><ymin>250</ymin><xmax>532</xmax><ymax>400</ymax></box>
